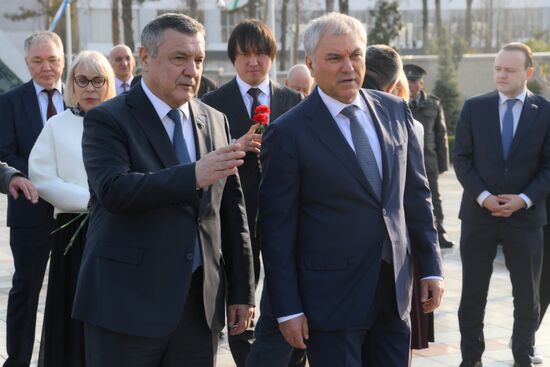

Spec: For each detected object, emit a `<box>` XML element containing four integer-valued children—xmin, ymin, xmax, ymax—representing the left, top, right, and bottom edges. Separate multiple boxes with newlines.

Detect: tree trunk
<box><xmin>338</xmin><ymin>0</ymin><xmax>349</xmax><ymax>14</ymax></box>
<box><xmin>293</xmin><ymin>0</ymin><xmax>300</xmax><ymax>65</ymax></box>
<box><xmin>70</xmin><ymin>0</ymin><xmax>79</xmax><ymax>53</ymax></box>
<box><xmin>280</xmin><ymin>0</ymin><xmax>289</xmax><ymax>71</ymax></box>
<box><xmin>188</xmin><ymin>0</ymin><xmax>198</xmax><ymax>19</ymax></box>
<box><xmin>325</xmin><ymin>0</ymin><xmax>335</xmax><ymax>12</ymax></box>
<box><xmin>422</xmin><ymin>0</ymin><xmax>428</xmax><ymax>50</ymax></box>
<box><xmin>435</xmin><ymin>0</ymin><xmax>442</xmax><ymax>38</ymax></box>
<box><xmin>465</xmin><ymin>0</ymin><xmax>473</xmax><ymax>47</ymax></box>
<box><xmin>121</xmin><ymin>0</ymin><xmax>134</xmax><ymax>51</ymax></box>
<box><xmin>249</xmin><ymin>0</ymin><xmax>258</xmax><ymax>18</ymax></box>
<box><xmin>112</xmin><ymin>0</ymin><xmax>120</xmax><ymax>45</ymax></box>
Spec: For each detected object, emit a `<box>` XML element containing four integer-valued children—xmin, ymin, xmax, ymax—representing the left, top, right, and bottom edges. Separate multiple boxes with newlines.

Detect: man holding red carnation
<box><xmin>202</xmin><ymin>18</ymin><xmax>304</xmax><ymax>367</ymax></box>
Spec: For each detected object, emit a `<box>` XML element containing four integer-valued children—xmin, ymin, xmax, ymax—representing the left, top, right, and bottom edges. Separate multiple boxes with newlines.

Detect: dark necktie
<box><xmin>44</xmin><ymin>89</ymin><xmax>58</xmax><ymax>120</ymax></box>
<box><xmin>501</xmin><ymin>98</ymin><xmax>518</xmax><ymax>159</ymax></box>
<box><xmin>247</xmin><ymin>87</ymin><xmax>261</xmax><ymax>118</ymax></box>
<box><xmin>340</xmin><ymin>105</ymin><xmax>392</xmax><ymax>263</ymax></box>
<box><xmin>166</xmin><ymin>109</ymin><xmax>202</xmax><ymax>271</ymax></box>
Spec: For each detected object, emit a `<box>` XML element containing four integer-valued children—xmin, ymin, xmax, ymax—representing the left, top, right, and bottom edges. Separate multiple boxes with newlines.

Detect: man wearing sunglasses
<box><xmin>0</xmin><ymin>31</ymin><xmax>65</xmax><ymax>367</ymax></box>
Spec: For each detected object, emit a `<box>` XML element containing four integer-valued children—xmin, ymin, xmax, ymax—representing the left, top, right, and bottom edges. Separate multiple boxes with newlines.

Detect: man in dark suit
<box><xmin>0</xmin><ymin>31</ymin><xmax>64</xmax><ymax>367</ymax></box>
<box><xmin>404</xmin><ymin>64</ymin><xmax>453</xmax><ymax>248</ymax></box>
<box><xmin>454</xmin><ymin>42</ymin><xmax>550</xmax><ymax>367</ymax></box>
<box><xmin>259</xmin><ymin>13</ymin><xmax>443</xmax><ymax>367</ymax></box>
<box><xmin>0</xmin><ymin>162</ymin><xmax>37</xmax><ymax>202</ymax></box>
<box><xmin>202</xmin><ymin>18</ymin><xmax>303</xmax><ymax>367</ymax></box>
<box><xmin>72</xmin><ymin>13</ymin><xmax>255</xmax><ymax>367</ymax></box>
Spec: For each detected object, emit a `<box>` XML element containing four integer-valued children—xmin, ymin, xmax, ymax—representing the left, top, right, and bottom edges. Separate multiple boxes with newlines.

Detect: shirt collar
<box><xmin>317</xmin><ymin>88</ymin><xmax>367</xmax><ymax>120</ymax></box>
<box><xmin>141</xmin><ymin>78</ymin><xmax>190</xmax><ymax>121</ymax></box>
<box><xmin>236</xmin><ymin>75</ymin><xmax>271</xmax><ymax>99</ymax></box>
<box><xmin>498</xmin><ymin>88</ymin><xmax>527</xmax><ymax>106</ymax></box>
<box><xmin>33</xmin><ymin>79</ymin><xmax>63</xmax><ymax>96</ymax></box>
<box><xmin>116</xmin><ymin>77</ymin><xmax>133</xmax><ymax>88</ymax></box>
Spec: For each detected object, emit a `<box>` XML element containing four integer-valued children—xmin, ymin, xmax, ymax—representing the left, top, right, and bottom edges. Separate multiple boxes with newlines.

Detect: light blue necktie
<box><xmin>167</xmin><ymin>109</ymin><xmax>202</xmax><ymax>271</ymax></box>
<box><xmin>340</xmin><ymin>105</ymin><xmax>392</xmax><ymax>263</ymax></box>
<box><xmin>501</xmin><ymin>99</ymin><xmax>518</xmax><ymax>159</ymax></box>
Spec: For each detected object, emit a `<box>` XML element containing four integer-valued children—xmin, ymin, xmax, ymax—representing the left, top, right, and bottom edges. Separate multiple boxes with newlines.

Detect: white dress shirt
<box><xmin>115</xmin><ymin>77</ymin><xmax>134</xmax><ymax>95</ymax></box>
<box><xmin>33</xmin><ymin>79</ymin><xmax>64</xmax><ymax>125</ymax></box>
<box><xmin>236</xmin><ymin>75</ymin><xmax>271</xmax><ymax>118</ymax></box>
<box><xmin>141</xmin><ymin>79</ymin><xmax>196</xmax><ymax>162</ymax></box>
<box><xmin>476</xmin><ymin>88</ymin><xmax>532</xmax><ymax>208</ymax></box>
<box><xmin>29</xmin><ymin>109</ymin><xmax>89</xmax><ymax>217</ymax></box>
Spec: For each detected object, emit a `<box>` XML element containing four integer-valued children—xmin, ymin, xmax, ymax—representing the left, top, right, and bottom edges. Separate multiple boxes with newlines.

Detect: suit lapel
<box><xmin>484</xmin><ymin>92</ymin><xmax>505</xmax><ymax>162</ymax></box>
<box><xmin>225</xmin><ymin>78</ymin><xmax>251</xmax><ymax>134</ymax></box>
<box><xmin>361</xmin><ymin>90</ymin><xmax>393</xmax><ymax>203</ymax></box>
<box><xmin>508</xmin><ymin>92</ymin><xmax>538</xmax><ymax>159</ymax></box>
<box><xmin>23</xmin><ymin>81</ymin><xmax>44</xmax><ymax>139</ymax></box>
<box><xmin>305</xmin><ymin>89</ymin><xmax>379</xmax><ymax>200</ymax></box>
<box><xmin>269</xmin><ymin>81</ymin><xmax>286</xmax><ymax>121</ymax></box>
<box><xmin>189</xmin><ymin>99</ymin><xmax>211</xmax><ymax>160</ymax></box>
<box><xmin>126</xmin><ymin>84</ymin><xmax>179</xmax><ymax>168</ymax></box>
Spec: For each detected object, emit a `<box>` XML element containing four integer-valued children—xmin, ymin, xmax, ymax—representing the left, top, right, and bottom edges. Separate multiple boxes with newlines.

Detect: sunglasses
<box><xmin>74</xmin><ymin>75</ymin><xmax>107</xmax><ymax>88</ymax></box>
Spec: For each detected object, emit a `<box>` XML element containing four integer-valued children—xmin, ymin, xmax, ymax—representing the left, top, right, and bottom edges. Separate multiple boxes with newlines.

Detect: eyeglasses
<box><xmin>74</xmin><ymin>75</ymin><xmax>107</xmax><ymax>88</ymax></box>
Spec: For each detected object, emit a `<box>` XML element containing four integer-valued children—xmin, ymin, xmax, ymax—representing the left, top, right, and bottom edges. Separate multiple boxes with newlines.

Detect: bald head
<box><xmin>285</xmin><ymin>64</ymin><xmax>314</xmax><ymax>96</ymax></box>
<box><xmin>109</xmin><ymin>44</ymin><xmax>135</xmax><ymax>82</ymax></box>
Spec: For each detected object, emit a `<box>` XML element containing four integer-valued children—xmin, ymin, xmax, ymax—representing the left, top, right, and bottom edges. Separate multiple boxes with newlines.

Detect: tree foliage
<box><xmin>433</xmin><ymin>32</ymin><xmax>461</xmax><ymax>135</ymax></box>
<box><xmin>368</xmin><ymin>0</ymin><xmax>403</xmax><ymax>46</ymax></box>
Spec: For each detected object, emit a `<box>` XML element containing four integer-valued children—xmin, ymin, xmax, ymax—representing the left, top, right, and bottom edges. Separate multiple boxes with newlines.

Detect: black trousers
<box><xmin>426</xmin><ymin>172</ymin><xmax>446</xmax><ymax>234</ymax></box>
<box><xmin>306</xmin><ymin>262</ymin><xmax>410</xmax><ymax>367</ymax></box>
<box><xmin>84</xmin><ymin>270</ymin><xmax>218</xmax><ymax>367</ymax></box>
<box><xmin>539</xmin><ymin>201</ymin><xmax>550</xmax><ymax>327</ymax></box>
<box><xmin>458</xmin><ymin>221</ymin><xmax>543</xmax><ymax>365</ymax></box>
<box><xmin>4</xmin><ymin>225</ymin><xmax>53</xmax><ymax>367</ymax></box>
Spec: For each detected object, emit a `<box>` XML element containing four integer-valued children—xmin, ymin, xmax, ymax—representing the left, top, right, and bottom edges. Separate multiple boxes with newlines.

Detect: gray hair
<box><xmin>24</xmin><ymin>31</ymin><xmax>64</xmax><ymax>57</ymax></box>
<box><xmin>303</xmin><ymin>12</ymin><xmax>367</xmax><ymax>58</ymax></box>
<box><xmin>141</xmin><ymin>13</ymin><xmax>205</xmax><ymax>58</ymax></box>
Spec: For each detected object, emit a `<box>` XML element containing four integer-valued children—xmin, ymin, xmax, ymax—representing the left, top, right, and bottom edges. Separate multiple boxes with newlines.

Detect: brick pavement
<box><xmin>0</xmin><ymin>169</ymin><xmax>548</xmax><ymax>366</ymax></box>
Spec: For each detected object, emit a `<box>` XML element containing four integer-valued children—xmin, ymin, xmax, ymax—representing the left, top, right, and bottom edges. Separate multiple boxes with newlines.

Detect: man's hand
<box><xmin>492</xmin><ymin>194</ymin><xmax>526</xmax><ymax>217</ymax></box>
<box><xmin>8</xmin><ymin>176</ymin><xmax>38</xmax><ymax>203</ymax></box>
<box><xmin>481</xmin><ymin>194</ymin><xmax>507</xmax><ymax>213</ymax></box>
<box><xmin>420</xmin><ymin>278</ymin><xmax>444</xmax><ymax>313</ymax></box>
<box><xmin>279</xmin><ymin>315</ymin><xmax>309</xmax><ymax>349</ymax></box>
<box><xmin>227</xmin><ymin>304</ymin><xmax>254</xmax><ymax>335</ymax></box>
<box><xmin>236</xmin><ymin>123</ymin><xmax>262</xmax><ymax>154</ymax></box>
<box><xmin>195</xmin><ymin>144</ymin><xmax>245</xmax><ymax>188</ymax></box>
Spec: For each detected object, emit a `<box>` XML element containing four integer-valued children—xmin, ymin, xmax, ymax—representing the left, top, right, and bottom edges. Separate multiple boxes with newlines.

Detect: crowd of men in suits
<box><xmin>0</xmin><ymin>9</ymin><xmax>548</xmax><ymax>367</ymax></box>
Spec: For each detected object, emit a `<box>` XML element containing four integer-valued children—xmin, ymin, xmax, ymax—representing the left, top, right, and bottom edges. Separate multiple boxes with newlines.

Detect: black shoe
<box><xmin>459</xmin><ymin>361</ymin><xmax>482</xmax><ymax>367</ymax></box>
<box><xmin>439</xmin><ymin>236</ymin><xmax>454</xmax><ymax>248</ymax></box>
<box><xmin>513</xmin><ymin>363</ymin><xmax>534</xmax><ymax>367</ymax></box>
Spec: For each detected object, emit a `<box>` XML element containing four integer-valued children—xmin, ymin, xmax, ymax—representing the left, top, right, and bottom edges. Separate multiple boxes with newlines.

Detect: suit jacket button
<box><xmin>186</xmin><ymin>253</ymin><xmax>194</xmax><ymax>261</ymax></box>
<box><xmin>382</xmin><ymin>208</ymin><xmax>387</xmax><ymax>216</ymax></box>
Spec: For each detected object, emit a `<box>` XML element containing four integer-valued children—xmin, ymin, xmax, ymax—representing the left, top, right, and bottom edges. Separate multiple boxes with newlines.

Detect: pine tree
<box><xmin>433</xmin><ymin>31</ymin><xmax>461</xmax><ymax>135</ymax></box>
<box><xmin>369</xmin><ymin>0</ymin><xmax>403</xmax><ymax>46</ymax></box>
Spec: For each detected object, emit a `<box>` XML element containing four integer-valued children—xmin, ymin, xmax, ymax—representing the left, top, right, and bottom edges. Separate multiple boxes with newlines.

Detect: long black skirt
<box><xmin>38</xmin><ymin>213</ymin><xmax>88</xmax><ymax>367</ymax></box>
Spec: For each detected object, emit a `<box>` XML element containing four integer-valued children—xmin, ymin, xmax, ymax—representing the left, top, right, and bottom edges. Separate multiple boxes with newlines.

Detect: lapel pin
<box><xmin>196</xmin><ymin>121</ymin><xmax>205</xmax><ymax>129</ymax></box>
<box><xmin>531</xmin><ymin>104</ymin><xmax>539</xmax><ymax>110</ymax></box>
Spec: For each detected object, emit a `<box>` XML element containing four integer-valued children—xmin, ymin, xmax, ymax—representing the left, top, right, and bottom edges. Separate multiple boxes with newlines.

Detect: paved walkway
<box><xmin>0</xmin><ymin>169</ymin><xmax>548</xmax><ymax>366</ymax></box>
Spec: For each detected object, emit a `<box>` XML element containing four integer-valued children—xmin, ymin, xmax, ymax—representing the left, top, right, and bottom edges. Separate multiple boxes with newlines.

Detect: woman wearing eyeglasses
<box><xmin>28</xmin><ymin>50</ymin><xmax>116</xmax><ymax>367</ymax></box>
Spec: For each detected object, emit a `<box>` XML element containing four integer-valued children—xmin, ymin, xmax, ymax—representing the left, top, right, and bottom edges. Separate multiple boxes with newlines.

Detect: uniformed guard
<box><xmin>404</xmin><ymin>64</ymin><xmax>453</xmax><ymax>248</ymax></box>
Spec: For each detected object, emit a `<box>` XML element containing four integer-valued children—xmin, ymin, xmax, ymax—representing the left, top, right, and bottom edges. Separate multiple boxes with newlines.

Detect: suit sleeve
<box><xmin>0</xmin><ymin>162</ymin><xmax>20</xmax><ymax>195</ymax></box>
<box><xmin>83</xmin><ymin>106</ymin><xmax>200</xmax><ymax>214</ymax></box>
<box><xmin>403</xmin><ymin>101</ymin><xmax>443</xmax><ymax>278</ymax></box>
<box><xmin>259</xmin><ymin>122</ymin><xmax>303</xmax><ymax>317</ymax></box>
<box><xmin>219</xmin><ymin>115</ymin><xmax>255</xmax><ymax>306</ymax></box>
<box><xmin>453</xmin><ymin>100</ymin><xmax>489</xmax><ymax>200</ymax></box>
<box><xmin>520</xmin><ymin>102</ymin><xmax>550</xmax><ymax>204</ymax></box>
<box><xmin>0</xmin><ymin>95</ymin><xmax>28</xmax><ymax>173</ymax></box>
<box><xmin>434</xmin><ymin>101</ymin><xmax>449</xmax><ymax>173</ymax></box>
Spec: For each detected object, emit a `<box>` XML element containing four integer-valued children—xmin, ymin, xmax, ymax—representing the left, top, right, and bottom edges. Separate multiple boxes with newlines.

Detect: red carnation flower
<box><xmin>255</xmin><ymin>105</ymin><xmax>270</xmax><ymax>114</ymax></box>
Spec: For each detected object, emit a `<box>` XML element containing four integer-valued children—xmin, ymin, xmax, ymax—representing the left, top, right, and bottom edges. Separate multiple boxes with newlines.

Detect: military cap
<box><xmin>403</xmin><ymin>64</ymin><xmax>427</xmax><ymax>81</ymax></box>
